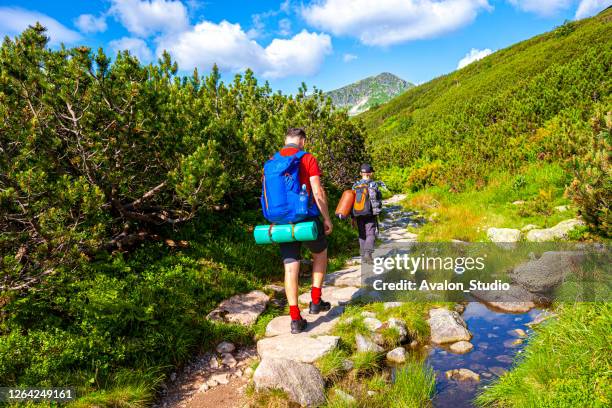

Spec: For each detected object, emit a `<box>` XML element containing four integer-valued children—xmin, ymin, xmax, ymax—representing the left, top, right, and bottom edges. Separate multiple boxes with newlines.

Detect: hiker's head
<box><xmin>360</xmin><ymin>163</ymin><xmax>374</xmax><ymax>180</ymax></box>
<box><xmin>285</xmin><ymin>127</ymin><xmax>306</xmax><ymax>149</ymax></box>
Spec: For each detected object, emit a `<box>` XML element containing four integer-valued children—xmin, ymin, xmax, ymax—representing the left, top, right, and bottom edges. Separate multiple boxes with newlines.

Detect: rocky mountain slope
<box><xmin>324</xmin><ymin>72</ymin><xmax>414</xmax><ymax>115</ymax></box>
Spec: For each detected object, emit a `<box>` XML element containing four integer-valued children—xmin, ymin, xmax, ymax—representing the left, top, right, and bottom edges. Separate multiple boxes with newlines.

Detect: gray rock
<box><xmin>489</xmin><ymin>366</ymin><xmax>507</xmax><ymax>377</ymax></box>
<box><xmin>525</xmin><ymin>219</ymin><xmax>585</xmax><ymax>242</ymax></box>
<box><xmin>487</xmin><ymin>227</ymin><xmax>521</xmax><ymax>243</ymax></box>
<box><xmin>324</xmin><ymin>267</ymin><xmax>362</xmax><ymax>287</ymax></box>
<box><xmin>257</xmin><ymin>334</ymin><xmax>339</xmax><ymax>363</ymax></box>
<box><xmin>207</xmin><ymin>290</ymin><xmax>269</xmax><ymax>326</ymax></box>
<box><xmin>386</xmin><ymin>347</ymin><xmax>407</xmax><ymax>363</ymax></box>
<box><xmin>363</xmin><ymin>317</ymin><xmax>383</xmax><ymax>331</ymax></box>
<box><xmin>383</xmin><ymin>301</ymin><xmax>404</xmax><ymax>309</ymax></box>
<box><xmin>361</xmin><ymin>311</ymin><xmax>377</xmax><ymax>318</ymax></box>
<box><xmin>445</xmin><ymin>368</ymin><xmax>480</xmax><ymax>382</ymax></box>
<box><xmin>216</xmin><ymin>341</ymin><xmax>235</xmax><ymax>354</ymax></box>
<box><xmin>208</xmin><ymin>356</ymin><xmax>219</xmax><ymax>369</ymax></box>
<box><xmin>555</xmin><ymin>205</ymin><xmax>570</xmax><ymax>212</ymax></box>
<box><xmin>298</xmin><ymin>286</ymin><xmax>362</xmax><ymax>306</ymax></box>
<box><xmin>526</xmin><ymin>310</ymin><xmax>556</xmax><ymax>327</ymax></box>
<box><xmin>449</xmin><ymin>341</ymin><xmax>473</xmax><ymax>354</ymax></box>
<box><xmin>427</xmin><ymin>308</ymin><xmax>471</xmax><ymax>344</ymax></box>
<box><xmin>355</xmin><ymin>333</ymin><xmax>384</xmax><ymax>353</ymax></box>
<box><xmin>265</xmin><ymin>306</ymin><xmax>344</xmax><ymax>337</ymax></box>
<box><xmin>222</xmin><ymin>353</ymin><xmax>237</xmax><ymax>367</ymax></box>
<box><xmin>334</xmin><ymin>389</ymin><xmax>356</xmax><ymax>404</ymax></box>
<box><xmin>471</xmin><ymin>284</ymin><xmax>537</xmax><ymax>313</ymax></box>
<box><xmin>512</xmin><ymin>200</ymin><xmax>525</xmax><ymax>205</ymax></box>
<box><xmin>510</xmin><ymin>251</ymin><xmax>585</xmax><ymax>292</ymax></box>
<box><xmin>521</xmin><ymin>224</ymin><xmax>540</xmax><ymax>232</ymax></box>
<box><xmin>253</xmin><ymin>358</ymin><xmax>325</xmax><ymax>407</ymax></box>
<box><xmin>209</xmin><ymin>373</ymin><xmax>229</xmax><ymax>385</ymax></box>
<box><xmin>387</xmin><ymin>318</ymin><xmax>409</xmax><ymax>342</ymax></box>
<box><xmin>341</xmin><ymin>359</ymin><xmax>354</xmax><ymax>371</ymax></box>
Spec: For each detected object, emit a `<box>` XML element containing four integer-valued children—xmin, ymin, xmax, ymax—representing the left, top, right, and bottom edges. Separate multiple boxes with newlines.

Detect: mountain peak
<box><xmin>325</xmin><ymin>72</ymin><xmax>414</xmax><ymax>116</ymax></box>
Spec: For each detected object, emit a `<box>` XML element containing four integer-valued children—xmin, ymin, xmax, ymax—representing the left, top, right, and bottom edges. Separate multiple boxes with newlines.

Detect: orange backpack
<box><xmin>352</xmin><ymin>183</ymin><xmax>372</xmax><ymax>216</ymax></box>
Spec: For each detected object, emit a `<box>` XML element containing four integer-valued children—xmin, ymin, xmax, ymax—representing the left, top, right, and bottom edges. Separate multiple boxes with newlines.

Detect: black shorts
<box><xmin>279</xmin><ymin>218</ymin><xmax>328</xmax><ymax>264</ymax></box>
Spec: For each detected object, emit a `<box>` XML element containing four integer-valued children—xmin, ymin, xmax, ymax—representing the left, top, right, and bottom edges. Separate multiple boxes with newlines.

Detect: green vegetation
<box><xmin>362</xmin><ymin>10</ymin><xmax>611</xmax><ymax>237</ymax></box>
<box><xmin>0</xmin><ymin>24</ymin><xmax>363</xmax><ymax>405</ymax></box>
<box><xmin>403</xmin><ymin>162</ymin><xmax>576</xmax><ymax>241</ymax></box>
<box><xmin>477</xmin><ymin>302</ymin><xmax>612</xmax><ymax>407</ymax></box>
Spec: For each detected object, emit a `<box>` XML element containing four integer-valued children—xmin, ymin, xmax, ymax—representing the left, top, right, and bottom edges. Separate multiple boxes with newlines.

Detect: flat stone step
<box><xmin>324</xmin><ymin>267</ymin><xmax>362</xmax><ymax>287</ymax></box>
<box><xmin>298</xmin><ymin>286</ymin><xmax>363</xmax><ymax>306</ymax></box>
<box><xmin>257</xmin><ymin>334</ymin><xmax>339</xmax><ymax>363</ymax></box>
<box><xmin>206</xmin><ymin>290</ymin><xmax>270</xmax><ymax>326</ymax></box>
<box><xmin>265</xmin><ymin>306</ymin><xmax>345</xmax><ymax>337</ymax></box>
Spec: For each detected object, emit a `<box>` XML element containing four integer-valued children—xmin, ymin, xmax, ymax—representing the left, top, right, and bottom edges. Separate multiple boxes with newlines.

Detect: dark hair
<box><xmin>286</xmin><ymin>127</ymin><xmax>306</xmax><ymax>139</ymax></box>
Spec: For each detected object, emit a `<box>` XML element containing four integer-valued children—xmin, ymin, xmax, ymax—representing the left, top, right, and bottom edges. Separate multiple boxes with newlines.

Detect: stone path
<box><xmin>163</xmin><ymin>194</ymin><xmax>483</xmax><ymax>407</ymax></box>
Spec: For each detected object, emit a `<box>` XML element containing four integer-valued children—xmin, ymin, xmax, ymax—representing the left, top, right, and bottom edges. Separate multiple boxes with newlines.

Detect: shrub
<box><xmin>566</xmin><ymin>111</ymin><xmax>611</xmax><ymax>237</ymax></box>
<box><xmin>406</xmin><ymin>161</ymin><xmax>444</xmax><ymax>191</ymax></box>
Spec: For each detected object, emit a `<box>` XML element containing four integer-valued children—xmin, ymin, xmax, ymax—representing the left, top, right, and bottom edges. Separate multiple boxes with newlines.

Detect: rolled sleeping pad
<box><xmin>253</xmin><ymin>221</ymin><xmax>319</xmax><ymax>244</ymax></box>
<box><xmin>335</xmin><ymin>189</ymin><xmax>355</xmax><ymax>219</ymax></box>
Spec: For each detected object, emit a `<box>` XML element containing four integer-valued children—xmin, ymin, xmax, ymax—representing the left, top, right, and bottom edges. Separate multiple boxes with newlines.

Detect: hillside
<box><xmin>325</xmin><ymin>72</ymin><xmax>413</xmax><ymax>115</ymax></box>
<box><xmin>361</xmin><ymin>9</ymin><xmax>611</xmax><ymax>188</ymax></box>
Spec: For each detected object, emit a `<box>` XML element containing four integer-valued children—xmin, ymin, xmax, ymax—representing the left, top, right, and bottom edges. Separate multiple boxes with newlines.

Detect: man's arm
<box><xmin>310</xmin><ymin>175</ymin><xmax>333</xmax><ymax>235</ymax></box>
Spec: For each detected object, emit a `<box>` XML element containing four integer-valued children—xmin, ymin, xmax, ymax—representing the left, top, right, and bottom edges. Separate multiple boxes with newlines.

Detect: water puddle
<box><xmin>425</xmin><ymin>302</ymin><xmax>541</xmax><ymax>408</ymax></box>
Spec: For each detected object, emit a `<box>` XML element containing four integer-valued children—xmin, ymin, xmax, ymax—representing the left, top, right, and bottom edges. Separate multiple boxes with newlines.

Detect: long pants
<box><xmin>356</xmin><ymin>215</ymin><xmax>377</xmax><ymax>257</ymax></box>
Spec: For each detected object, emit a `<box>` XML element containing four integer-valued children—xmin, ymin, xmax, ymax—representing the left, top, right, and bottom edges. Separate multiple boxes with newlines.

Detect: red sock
<box><xmin>311</xmin><ymin>286</ymin><xmax>322</xmax><ymax>305</ymax></box>
<box><xmin>289</xmin><ymin>305</ymin><xmax>302</xmax><ymax>321</ymax></box>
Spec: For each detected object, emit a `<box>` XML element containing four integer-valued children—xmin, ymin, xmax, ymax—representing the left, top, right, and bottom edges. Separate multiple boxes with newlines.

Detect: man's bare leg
<box><xmin>311</xmin><ymin>249</ymin><xmax>328</xmax><ymax>288</ymax></box>
<box><xmin>284</xmin><ymin>261</ymin><xmax>300</xmax><ymax>306</ymax></box>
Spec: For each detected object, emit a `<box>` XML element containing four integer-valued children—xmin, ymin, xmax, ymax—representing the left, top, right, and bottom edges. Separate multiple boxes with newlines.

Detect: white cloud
<box><xmin>0</xmin><ymin>6</ymin><xmax>82</xmax><ymax>45</ymax></box>
<box><xmin>74</xmin><ymin>13</ymin><xmax>107</xmax><ymax>33</ymax></box>
<box><xmin>110</xmin><ymin>0</ymin><xmax>189</xmax><ymax>37</ymax></box>
<box><xmin>157</xmin><ymin>21</ymin><xmax>331</xmax><ymax>78</ymax></box>
<box><xmin>575</xmin><ymin>0</ymin><xmax>610</xmax><ymax>18</ymax></box>
<box><xmin>457</xmin><ymin>47</ymin><xmax>492</xmax><ymax>69</ymax></box>
<box><xmin>278</xmin><ymin>18</ymin><xmax>292</xmax><ymax>36</ymax></box>
<box><xmin>343</xmin><ymin>53</ymin><xmax>357</xmax><ymax>62</ymax></box>
<box><xmin>507</xmin><ymin>0</ymin><xmax>573</xmax><ymax>17</ymax></box>
<box><xmin>263</xmin><ymin>30</ymin><xmax>332</xmax><ymax>78</ymax></box>
<box><xmin>109</xmin><ymin>37</ymin><xmax>153</xmax><ymax>62</ymax></box>
<box><xmin>302</xmin><ymin>0</ymin><xmax>491</xmax><ymax>46</ymax></box>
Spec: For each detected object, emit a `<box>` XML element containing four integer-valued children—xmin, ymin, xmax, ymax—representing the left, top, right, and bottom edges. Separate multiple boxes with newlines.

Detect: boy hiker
<box><xmin>263</xmin><ymin>128</ymin><xmax>333</xmax><ymax>334</ymax></box>
<box><xmin>352</xmin><ymin>164</ymin><xmax>384</xmax><ymax>264</ymax></box>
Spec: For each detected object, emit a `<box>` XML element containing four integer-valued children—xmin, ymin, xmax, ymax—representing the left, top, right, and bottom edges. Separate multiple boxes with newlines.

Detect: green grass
<box><xmin>476</xmin><ymin>302</ymin><xmax>612</xmax><ymax>407</ymax></box>
<box><xmin>351</xmin><ymin>351</ymin><xmax>382</xmax><ymax>377</ymax></box>
<box><xmin>367</xmin><ymin>362</ymin><xmax>435</xmax><ymax>408</ymax></box>
<box><xmin>316</xmin><ymin>348</ymin><xmax>351</xmax><ymax>382</ymax></box>
<box><xmin>401</xmin><ymin>162</ymin><xmax>579</xmax><ymax>242</ymax></box>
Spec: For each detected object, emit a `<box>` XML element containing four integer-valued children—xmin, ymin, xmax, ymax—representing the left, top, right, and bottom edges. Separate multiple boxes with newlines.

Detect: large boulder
<box><xmin>487</xmin><ymin>228</ymin><xmax>521</xmax><ymax>243</ymax></box>
<box><xmin>427</xmin><ymin>308</ymin><xmax>471</xmax><ymax>344</ymax></box>
<box><xmin>207</xmin><ymin>290</ymin><xmax>269</xmax><ymax>326</ymax></box>
<box><xmin>471</xmin><ymin>284</ymin><xmax>537</xmax><ymax>313</ymax></box>
<box><xmin>257</xmin><ymin>334</ymin><xmax>339</xmax><ymax>363</ymax></box>
<box><xmin>525</xmin><ymin>219</ymin><xmax>585</xmax><ymax>242</ymax></box>
<box><xmin>510</xmin><ymin>251</ymin><xmax>585</xmax><ymax>293</ymax></box>
<box><xmin>254</xmin><ymin>358</ymin><xmax>325</xmax><ymax>407</ymax></box>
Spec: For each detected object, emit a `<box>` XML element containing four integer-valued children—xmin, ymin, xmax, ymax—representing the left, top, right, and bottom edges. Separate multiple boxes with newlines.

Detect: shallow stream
<box><xmin>426</xmin><ymin>302</ymin><xmax>540</xmax><ymax>407</ymax></box>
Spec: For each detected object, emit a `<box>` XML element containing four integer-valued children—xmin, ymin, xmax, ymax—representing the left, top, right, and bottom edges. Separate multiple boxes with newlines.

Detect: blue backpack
<box><xmin>261</xmin><ymin>150</ymin><xmax>320</xmax><ymax>223</ymax></box>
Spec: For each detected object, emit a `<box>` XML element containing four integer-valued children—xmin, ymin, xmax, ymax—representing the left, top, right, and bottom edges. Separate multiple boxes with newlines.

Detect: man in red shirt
<box><xmin>279</xmin><ymin>128</ymin><xmax>333</xmax><ymax>334</ymax></box>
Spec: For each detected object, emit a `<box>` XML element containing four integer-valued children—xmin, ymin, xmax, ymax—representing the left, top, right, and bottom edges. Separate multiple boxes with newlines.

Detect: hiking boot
<box><xmin>309</xmin><ymin>299</ymin><xmax>331</xmax><ymax>314</ymax></box>
<box><xmin>290</xmin><ymin>318</ymin><xmax>307</xmax><ymax>334</ymax></box>
<box><xmin>362</xmin><ymin>253</ymin><xmax>374</xmax><ymax>264</ymax></box>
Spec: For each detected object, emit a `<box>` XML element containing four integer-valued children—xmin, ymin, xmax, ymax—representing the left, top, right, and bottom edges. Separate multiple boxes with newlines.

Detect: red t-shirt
<box><xmin>279</xmin><ymin>146</ymin><xmax>321</xmax><ymax>194</ymax></box>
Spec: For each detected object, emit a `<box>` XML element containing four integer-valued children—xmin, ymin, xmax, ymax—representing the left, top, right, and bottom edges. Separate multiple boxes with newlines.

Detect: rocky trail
<box><xmin>157</xmin><ymin>195</ymin><xmax>562</xmax><ymax>408</ymax></box>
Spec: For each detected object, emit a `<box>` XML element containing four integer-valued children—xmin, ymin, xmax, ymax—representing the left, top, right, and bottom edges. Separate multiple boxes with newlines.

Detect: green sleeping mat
<box><xmin>254</xmin><ymin>221</ymin><xmax>319</xmax><ymax>244</ymax></box>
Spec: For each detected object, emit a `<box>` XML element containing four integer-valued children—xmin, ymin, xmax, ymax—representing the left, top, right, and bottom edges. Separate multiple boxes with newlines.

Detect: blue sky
<box><xmin>0</xmin><ymin>1</ymin><xmax>609</xmax><ymax>94</ymax></box>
